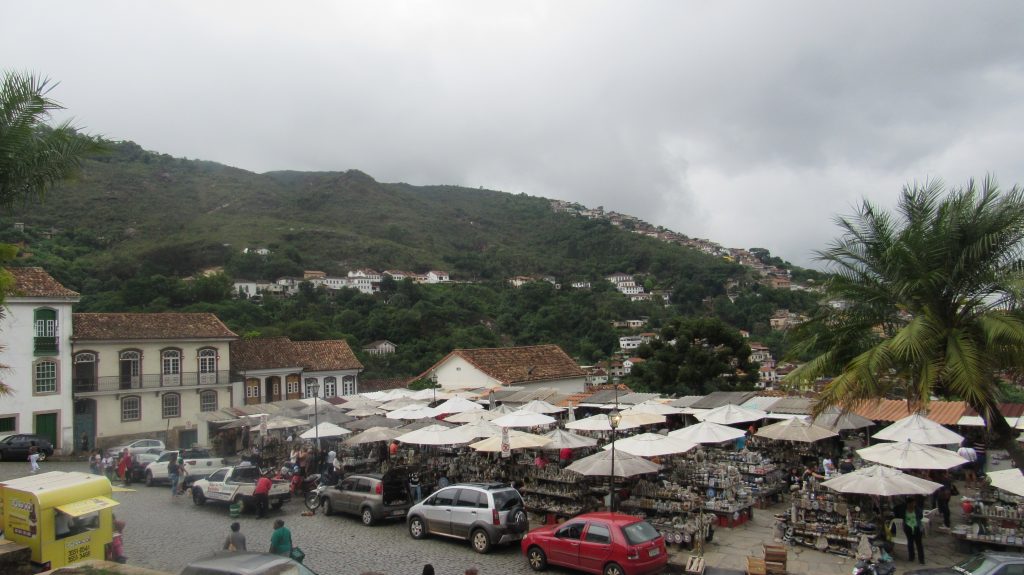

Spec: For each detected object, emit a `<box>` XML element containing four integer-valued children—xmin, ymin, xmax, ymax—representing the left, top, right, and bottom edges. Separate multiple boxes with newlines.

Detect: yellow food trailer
<box><xmin>0</xmin><ymin>471</ymin><xmax>118</xmax><ymax>570</ymax></box>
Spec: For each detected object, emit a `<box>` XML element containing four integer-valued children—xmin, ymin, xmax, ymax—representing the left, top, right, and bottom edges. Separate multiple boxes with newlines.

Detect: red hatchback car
<box><xmin>521</xmin><ymin>512</ymin><xmax>668</xmax><ymax>575</ymax></box>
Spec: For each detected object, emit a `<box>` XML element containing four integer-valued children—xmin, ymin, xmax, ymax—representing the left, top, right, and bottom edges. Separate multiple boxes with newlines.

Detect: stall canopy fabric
<box><xmin>856</xmin><ymin>440</ymin><xmax>969</xmax><ymax>470</ymax></box>
<box><xmin>343</xmin><ymin>426</ymin><xmax>404</xmax><ymax>445</ymax></box>
<box><xmin>622</xmin><ymin>401</ymin><xmax>686</xmax><ymax>416</ymax></box>
<box><xmin>601</xmin><ymin>433</ymin><xmax>697</xmax><ymax>457</ymax></box>
<box><xmin>296</xmin><ymin>402</ymin><xmax>341</xmax><ymax>416</ymax></box>
<box><xmin>872</xmin><ymin>413</ymin><xmax>964</xmax><ymax>445</ymax></box>
<box><xmin>566</xmin><ymin>449</ymin><xmax>661</xmax><ymax>477</ymax></box>
<box><xmin>492</xmin><ymin>409</ymin><xmax>557</xmax><ymax>428</ymax></box>
<box><xmin>755</xmin><ymin>417</ymin><xmax>838</xmax><ymax>443</ymax></box>
<box><xmin>396</xmin><ymin>424</ymin><xmax>458</xmax><ymax>445</ymax></box>
<box><xmin>362</xmin><ymin>389</ymin><xmax>415</xmax><ymax>401</ymax></box>
<box><xmin>564</xmin><ymin>412</ymin><xmax>665</xmax><ymax>432</ymax></box>
<box><xmin>986</xmin><ymin>469</ymin><xmax>1024</xmax><ymax>497</ymax></box>
<box><xmin>668</xmin><ymin>421</ymin><xmax>746</xmax><ymax>444</ymax></box>
<box><xmin>820</xmin><ymin>465</ymin><xmax>942</xmax><ymax>496</ymax></box>
<box><xmin>345</xmin><ymin>415</ymin><xmax>404</xmax><ymax>430</ymax></box>
<box><xmin>542</xmin><ymin>428</ymin><xmax>598</xmax><ymax>450</ymax></box>
<box><xmin>434</xmin><ymin>397</ymin><xmax>484</xmax><ymax>414</ymax></box>
<box><xmin>337</xmin><ymin>397</ymin><xmax>383</xmax><ymax>410</ymax></box>
<box><xmin>379</xmin><ymin>398</ymin><xmax>427</xmax><ymax>411</ymax></box>
<box><xmin>443</xmin><ymin>410</ymin><xmax>495</xmax><ymax>423</ymax></box>
<box><xmin>262</xmin><ymin>416</ymin><xmax>309</xmax><ymax>430</ymax></box>
<box><xmin>469</xmin><ymin>430</ymin><xmax>552</xmax><ymax>452</ymax></box>
<box><xmin>386</xmin><ymin>405</ymin><xmax>441</xmax><ymax>420</ymax></box>
<box><xmin>813</xmin><ymin>408</ymin><xmax>875</xmax><ymax>431</ymax></box>
<box><xmin>299</xmin><ymin>422</ymin><xmax>351</xmax><ymax>439</ymax></box>
<box><xmin>438</xmin><ymin>421</ymin><xmax>502</xmax><ymax>444</ymax></box>
<box><xmin>345</xmin><ymin>407</ymin><xmax>386</xmax><ymax>417</ymax></box>
<box><xmin>696</xmin><ymin>404</ymin><xmax>768</xmax><ymax>425</ymax></box>
<box><xmin>518</xmin><ymin>399</ymin><xmax>566</xmax><ymax>414</ymax></box>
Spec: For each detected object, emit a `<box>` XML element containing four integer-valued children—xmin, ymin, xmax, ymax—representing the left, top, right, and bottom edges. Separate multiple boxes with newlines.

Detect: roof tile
<box><xmin>74</xmin><ymin>313</ymin><xmax>237</xmax><ymax>340</ymax></box>
<box><xmin>449</xmin><ymin>345</ymin><xmax>586</xmax><ymax>385</ymax></box>
<box><xmin>231</xmin><ymin>338</ymin><xmax>363</xmax><ymax>372</ymax></box>
<box><xmin>5</xmin><ymin>267</ymin><xmax>79</xmax><ymax>298</ymax></box>
<box><xmin>848</xmin><ymin>399</ymin><xmax>966</xmax><ymax>425</ymax></box>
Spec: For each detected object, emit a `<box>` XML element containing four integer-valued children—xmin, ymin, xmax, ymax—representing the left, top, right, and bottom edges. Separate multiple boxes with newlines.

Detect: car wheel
<box><xmin>37</xmin><ymin>451</ymin><xmax>47</xmax><ymax>462</ymax></box>
<box><xmin>527</xmin><ymin>546</ymin><xmax>548</xmax><ymax>571</ymax></box>
<box><xmin>192</xmin><ymin>488</ymin><xmax>206</xmax><ymax>506</ymax></box>
<box><xmin>509</xmin><ymin>506</ymin><xmax>528</xmax><ymax>533</ymax></box>
<box><xmin>603</xmin><ymin>562</ymin><xmax>625</xmax><ymax>575</ymax></box>
<box><xmin>471</xmin><ymin>528</ymin><xmax>492</xmax><ymax>554</ymax></box>
<box><xmin>323</xmin><ymin>498</ymin><xmax>334</xmax><ymax>516</ymax></box>
<box><xmin>145</xmin><ymin>471</ymin><xmax>154</xmax><ymax>487</ymax></box>
<box><xmin>408</xmin><ymin>516</ymin><xmax>426</xmax><ymax>539</ymax></box>
<box><xmin>361</xmin><ymin>507</ymin><xmax>375</xmax><ymax>526</ymax></box>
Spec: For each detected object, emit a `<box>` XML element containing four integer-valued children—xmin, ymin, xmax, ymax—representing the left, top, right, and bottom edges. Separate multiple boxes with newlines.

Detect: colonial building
<box><xmin>0</xmin><ymin>268</ymin><xmax>80</xmax><ymax>453</ymax></box>
<box><xmin>231</xmin><ymin>338</ymin><xmax>363</xmax><ymax>405</ymax></box>
<box><xmin>71</xmin><ymin>313</ymin><xmax>238</xmax><ymax>450</ymax></box>
<box><xmin>421</xmin><ymin>344</ymin><xmax>588</xmax><ymax>394</ymax></box>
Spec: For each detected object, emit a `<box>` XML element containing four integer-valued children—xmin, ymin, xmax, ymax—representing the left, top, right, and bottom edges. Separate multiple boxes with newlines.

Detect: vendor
<box><xmin>55</xmin><ymin>510</ymin><xmax>72</xmax><ymax>539</ymax></box>
<box><xmin>559</xmin><ymin>447</ymin><xmax>573</xmax><ymax>467</ymax></box>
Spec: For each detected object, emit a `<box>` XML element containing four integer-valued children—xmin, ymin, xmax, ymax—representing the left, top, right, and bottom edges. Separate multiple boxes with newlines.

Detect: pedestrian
<box><xmin>177</xmin><ymin>454</ymin><xmax>189</xmax><ymax>494</ymax></box>
<box><xmin>422</xmin><ymin>565</ymin><xmax>435</xmax><ymax>575</ymax></box>
<box><xmin>933</xmin><ymin>470</ymin><xmax>952</xmax><ymax>529</ymax></box>
<box><xmin>324</xmin><ymin>450</ymin><xmax>336</xmax><ymax>476</ymax></box>
<box><xmin>167</xmin><ymin>455</ymin><xmax>180</xmax><ymax>497</ymax></box>
<box><xmin>408</xmin><ymin>470</ymin><xmax>422</xmax><ymax>503</ymax></box>
<box><xmin>957</xmin><ymin>441</ymin><xmax>978</xmax><ymax>488</ymax></box>
<box><xmin>223</xmin><ymin>521</ymin><xmax>247</xmax><ymax>551</ymax></box>
<box><xmin>89</xmin><ymin>449</ymin><xmax>101</xmax><ymax>475</ymax></box>
<box><xmin>895</xmin><ymin>496</ymin><xmax>925</xmax><ymax>564</ymax></box>
<box><xmin>102</xmin><ymin>450</ymin><xmax>114</xmax><ymax>480</ymax></box>
<box><xmin>108</xmin><ymin>519</ymin><xmax>127</xmax><ymax>563</ymax></box>
<box><xmin>974</xmin><ymin>436</ymin><xmax>988</xmax><ymax>477</ymax></box>
<box><xmin>465</xmin><ymin>569</ymin><xmax>479</xmax><ymax>575</ymax></box>
<box><xmin>80</xmin><ymin>433</ymin><xmax>89</xmax><ymax>454</ymax></box>
<box><xmin>254</xmin><ymin>472</ymin><xmax>272</xmax><ymax>518</ymax></box>
<box><xmin>559</xmin><ymin>446</ymin><xmax>572</xmax><ymax>467</ymax></box>
<box><xmin>117</xmin><ymin>449</ymin><xmax>130</xmax><ymax>483</ymax></box>
<box><xmin>28</xmin><ymin>445</ymin><xmax>40</xmax><ymax>473</ymax></box>
<box><xmin>269</xmin><ymin>519</ymin><xmax>292</xmax><ymax>556</ymax></box>
<box><xmin>389</xmin><ymin>440</ymin><xmax>399</xmax><ymax>458</ymax></box>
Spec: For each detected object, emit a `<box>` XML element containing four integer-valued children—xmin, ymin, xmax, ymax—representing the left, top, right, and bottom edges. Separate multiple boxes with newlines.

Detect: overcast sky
<box><xmin>5</xmin><ymin>2</ymin><xmax>1024</xmax><ymax>267</ymax></box>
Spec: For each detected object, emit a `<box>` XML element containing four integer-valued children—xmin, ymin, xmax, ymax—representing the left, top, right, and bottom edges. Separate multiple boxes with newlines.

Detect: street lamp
<box><xmin>608</xmin><ymin>407</ymin><xmax>622</xmax><ymax>512</ymax></box>
<box><xmin>430</xmin><ymin>371</ymin><xmax>438</xmax><ymax>405</ymax></box>
<box><xmin>310</xmin><ymin>381</ymin><xmax>321</xmax><ymax>451</ymax></box>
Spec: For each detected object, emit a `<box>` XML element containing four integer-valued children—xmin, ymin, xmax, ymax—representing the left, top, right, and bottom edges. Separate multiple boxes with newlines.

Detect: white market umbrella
<box><xmin>622</xmin><ymin>401</ymin><xmax>686</xmax><ymax>416</ymax></box>
<box><xmin>820</xmin><ymin>465</ymin><xmax>942</xmax><ymax>496</ymax></box>
<box><xmin>668</xmin><ymin>420</ymin><xmax>746</xmax><ymax>444</ymax></box>
<box><xmin>444</xmin><ymin>410</ymin><xmax>496</xmax><ymax>423</ymax></box>
<box><xmin>409</xmin><ymin>388</ymin><xmax>450</xmax><ymax>401</ymax></box>
<box><xmin>566</xmin><ymin>449</ymin><xmax>661</xmax><ymax>478</ymax></box>
<box><xmin>542</xmin><ymin>428</ymin><xmax>598</xmax><ymax>450</ymax></box>
<box><xmin>262</xmin><ymin>416</ymin><xmax>309</xmax><ymax>430</ymax></box>
<box><xmin>872</xmin><ymin>413</ymin><xmax>964</xmax><ymax>445</ymax></box>
<box><xmin>338</xmin><ymin>396</ymin><xmax>383</xmax><ymax>410</ymax></box>
<box><xmin>379</xmin><ymin>397</ymin><xmax>427</xmax><ymax>411</ymax></box>
<box><xmin>602</xmin><ymin>433</ymin><xmax>697</xmax><ymax>457</ymax></box>
<box><xmin>386</xmin><ymin>405</ymin><xmax>441</xmax><ymax>420</ymax></box>
<box><xmin>299</xmin><ymin>422</ymin><xmax>351</xmax><ymax>439</ymax></box>
<box><xmin>697</xmin><ymin>404</ymin><xmax>767</xmax><ymax>425</ymax></box>
<box><xmin>345</xmin><ymin>407</ymin><xmax>386</xmax><ymax>417</ymax></box>
<box><xmin>755</xmin><ymin>417</ymin><xmax>839</xmax><ymax>443</ymax></box>
<box><xmin>489</xmin><ymin>404</ymin><xmax>517</xmax><ymax>415</ymax></box>
<box><xmin>470</xmin><ymin>430</ymin><xmax>552</xmax><ymax>452</ymax></box>
<box><xmin>438</xmin><ymin>421</ymin><xmax>502</xmax><ymax>444</ymax></box>
<box><xmin>344</xmin><ymin>426</ymin><xmax>404</xmax><ymax>445</ymax></box>
<box><xmin>434</xmin><ymin>397</ymin><xmax>484</xmax><ymax>414</ymax></box>
<box><xmin>492</xmin><ymin>409</ymin><xmax>557</xmax><ymax>428</ymax></box>
<box><xmin>396</xmin><ymin>424</ymin><xmax>457</xmax><ymax>446</ymax></box>
<box><xmin>814</xmin><ymin>408</ymin><xmax>875</xmax><ymax>431</ymax></box>
<box><xmin>296</xmin><ymin>401</ymin><xmax>341</xmax><ymax>416</ymax></box>
<box><xmin>565</xmin><ymin>412</ymin><xmax>665</xmax><ymax>432</ymax></box>
<box><xmin>519</xmin><ymin>399</ymin><xmax>566</xmax><ymax>414</ymax></box>
<box><xmin>987</xmin><ymin>469</ymin><xmax>1024</xmax><ymax>497</ymax></box>
<box><xmin>363</xmin><ymin>389</ymin><xmax>415</xmax><ymax>401</ymax></box>
<box><xmin>857</xmin><ymin>440</ymin><xmax>969</xmax><ymax>470</ymax></box>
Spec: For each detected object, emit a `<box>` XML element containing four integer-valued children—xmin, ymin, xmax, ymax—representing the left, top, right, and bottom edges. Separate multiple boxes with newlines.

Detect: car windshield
<box><xmin>492</xmin><ymin>490</ymin><xmax>523</xmax><ymax>511</ymax></box>
<box><xmin>955</xmin><ymin>555</ymin><xmax>1005</xmax><ymax>575</ymax></box>
<box><xmin>622</xmin><ymin>520</ymin><xmax>660</xmax><ymax>545</ymax></box>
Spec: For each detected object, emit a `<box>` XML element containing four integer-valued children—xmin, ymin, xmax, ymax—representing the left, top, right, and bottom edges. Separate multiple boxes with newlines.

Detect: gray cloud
<box><xmin>3</xmin><ymin>1</ymin><xmax>1023</xmax><ymax>266</ymax></box>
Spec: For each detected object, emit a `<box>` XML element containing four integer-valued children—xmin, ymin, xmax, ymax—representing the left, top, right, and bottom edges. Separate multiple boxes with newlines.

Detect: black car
<box><xmin>906</xmin><ymin>551</ymin><xmax>1024</xmax><ymax>575</ymax></box>
<box><xmin>0</xmin><ymin>433</ymin><xmax>55</xmax><ymax>461</ymax></box>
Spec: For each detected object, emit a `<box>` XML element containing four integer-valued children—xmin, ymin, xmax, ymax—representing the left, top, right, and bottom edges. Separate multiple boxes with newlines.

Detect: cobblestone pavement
<box><xmin>0</xmin><ymin>461</ymin><xmax>558</xmax><ymax>575</ymax></box>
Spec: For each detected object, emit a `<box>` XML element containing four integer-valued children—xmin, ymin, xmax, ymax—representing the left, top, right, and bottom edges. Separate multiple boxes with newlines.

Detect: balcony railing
<box><xmin>72</xmin><ymin>370</ymin><xmax>231</xmax><ymax>393</ymax></box>
<box><xmin>34</xmin><ymin>336</ymin><xmax>58</xmax><ymax>356</ymax></box>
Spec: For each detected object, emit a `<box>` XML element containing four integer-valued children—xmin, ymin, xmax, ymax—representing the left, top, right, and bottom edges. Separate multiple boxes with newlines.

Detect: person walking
<box><xmin>117</xmin><ymin>449</ymin><xmax>130</xmax><ymax>483</ymax></box>
<box><xmin>167</xmin><ymin>456</ymin><xmax>180</xmax><ymax>497</ymax></box>
<box><xmin>80</xmin><ymin>433</ymin><xmax>89</xmax><ymax>454</ymax></box>
<box><xmin>957</xmin><ymin>441</ymin><xmax>978</xmax><ymax>488</ymax></box>
<box><xmin>223</xmin><ymin>521</ymin><xmax>247</xmax><ymax>551</ymax></box>
<box><xmin>408</xmin><ymin>470</ymin><xmax>422</xmax><ymax>503</ymax></box>
<box><xmin>89</xmin><ymin>450</ymin><xmax>101</xmax><ymax>475</ymax></box>
<box><xmin>895</xmin><ymin>497</ymin><xmax>925</xmax><ymax>564</ymax></box>
<box><xmin>933</xmin><ymin>470</ymin><xmax>953</xmax><ymax>529</ymax></box>
<box><xmin>254</xmin><ymin>472</ymin><xmax>272</xmax><ymax>518</ymax></box>
<box><xmin>28</xmin><ymin>445</ymin><xmax>40</xmax><ymax>473</ymax></box>
<box><xmin>269</xmin><ymin>519</ymin><xmax>292</xmax><ymax>556</ymax></box>
<box><xmin>974</xmin><ymin>436</ymin><xmax>988</xmax><ymax>477</ymax></box>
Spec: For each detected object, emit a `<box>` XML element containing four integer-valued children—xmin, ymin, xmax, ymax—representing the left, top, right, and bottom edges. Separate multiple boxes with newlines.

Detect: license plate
<box><xmin>390</xmin><ymin>510</ymin><xmax>405</xmax><ymax>516</ymax></box>
<box><xmin>649</xmin><ymin>548</ymin><xmax>660</xmax><ymax>557</ymax></box>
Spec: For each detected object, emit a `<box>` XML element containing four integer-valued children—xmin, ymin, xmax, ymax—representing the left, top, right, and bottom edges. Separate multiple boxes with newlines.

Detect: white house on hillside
<box><xmin>426</xmin><ymin>271</ymin><xmax>450</xmax><ymax>284</ymax></box>
<box><xmin>420</xmin><ymin>344</ymin><xmax>587</xmax><ymax>394</ymax></box>
<box><xmin>0</xmin><ymin>268</ymin><xmax>80</xmax><ymax>453</ymax></box>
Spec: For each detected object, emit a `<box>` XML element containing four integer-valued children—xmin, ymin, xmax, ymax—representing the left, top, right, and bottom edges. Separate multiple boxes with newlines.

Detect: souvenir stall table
<box><xmin>954</xmin><ymin>483</ymin><xmax>1024</xmax><ymax>550</ymax></box>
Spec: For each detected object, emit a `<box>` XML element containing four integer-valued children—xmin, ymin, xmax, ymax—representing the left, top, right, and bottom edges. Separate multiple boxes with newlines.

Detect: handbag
<box><xmin>289</xmin><ymin>546</ymin><xmax>305</xmax><ymax>563</ymax></box>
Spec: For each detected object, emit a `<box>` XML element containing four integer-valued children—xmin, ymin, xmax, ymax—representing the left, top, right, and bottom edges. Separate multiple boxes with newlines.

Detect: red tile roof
<box><xmin>231</xmin><ymin>337</ymin><xmax>362</xmax><ymax>372</ymax></box>
<box><xmin>73</xmin><ymin>313</ymin><xmax>237</xmax><ymax>340</ymax></box>
<box><xmin>848</xmin><ymin>399</ymin><xmax>966</xmax><ymax>425</ymax></box>
<box><xmin>421</xmin><ymin>344</ymin><xmax>586</xmax><ymax>385</ymax></box>
<box><xmin>5</xmin><ymin>267</ymin><xmax>79</xmax><ymax>298</ymax></box>
<box><xmin>355</xmin><ymin>378</ymin><xmax>408</xmax><ymax>393</ymax></box>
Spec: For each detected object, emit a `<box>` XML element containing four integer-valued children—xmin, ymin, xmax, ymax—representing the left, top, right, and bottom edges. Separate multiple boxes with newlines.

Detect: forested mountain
<box><xmin>0</xmin><ymin>140</ymin><xmax>820</xmax><ymax>393</ymax></box>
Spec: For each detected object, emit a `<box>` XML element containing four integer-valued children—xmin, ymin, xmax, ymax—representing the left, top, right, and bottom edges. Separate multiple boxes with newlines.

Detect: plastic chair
<box><xmin>921</xmin><ymin>508</ymin><xmax>938</xmax><ymax>536</ymax></box>
<box><xmin>889</xmin><ymin>518</ymin><xmax>908</xmax><ymax>548</ymax></box>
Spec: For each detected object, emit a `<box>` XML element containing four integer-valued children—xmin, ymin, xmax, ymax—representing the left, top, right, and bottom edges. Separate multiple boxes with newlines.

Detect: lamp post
<box><xmin>430</xmin><ymin>371</ymin><xmax>439</xmax><ymax>405</ymax></box>
<box><xmin>608</xmin><ymin>407</ymin><xmax>622</xmax><ymax>512</ymax></box>
<box><xmin>311</xmin><ymin>381</ymin><xmax>321</xmax><ymax>451</ymax></box>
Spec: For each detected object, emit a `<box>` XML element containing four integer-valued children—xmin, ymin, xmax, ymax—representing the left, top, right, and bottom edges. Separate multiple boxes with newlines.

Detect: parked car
<box><xmin>145</xmin><ymin>448</ymin><xmax>225</xmax><ymax>486</ymax></box>
<box><xmin>110</xmin><ymin>438</ymin><xmax>165</xmax><ymax>456</ymax></box>
<box><xmin>124</xmin><ymin>452</ymin><xmax>161</xmax><ymax>484</ymax></box>
<box><xmin>406</xmin><ymin>482</ymin><xmax>529</xmax><ymax>553</ymax></box>
<box><xmin>906</xmin><ymin>551</ymin><xmax>1024</xmax><ymax>575</ymax></box>
<box><xmin>316</xmin><ymin>470</ymin><xmax>411</xmax><ymax>525</ymax></box>
<box><xmin>190</xmin><ymin>464</ymin><xmax>291</xmax><ymax>510</ymax></box>
<box><xmin>179</xmin><ymin>552</ymin><xmax>318</xmax><ymax>575</ymax></box>
<box><xmin>0</xmin><ymin>434</ymin><xmax>55</xmax><ymax>461</ymax></box>
<box><xmin>522</xmin><ymin>512</ymin><xmax>667</xmax><ymax>575</ymax></box>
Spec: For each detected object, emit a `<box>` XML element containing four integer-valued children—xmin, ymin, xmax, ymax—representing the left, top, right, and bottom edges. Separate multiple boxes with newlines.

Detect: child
<box><xmin>108</xmin><ymin>519</ymin><xmax>127</xmax><ymax>563</ymax></box>
<box><xmin>28</xmin><ymin>445</ymin><xmax>40</xmax><ymax>473</ymax></box>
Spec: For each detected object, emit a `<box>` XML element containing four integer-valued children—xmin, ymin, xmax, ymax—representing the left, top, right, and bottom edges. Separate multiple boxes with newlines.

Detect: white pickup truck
<box><xmin>145</xmin><ymin>448</ymin><xmax>225</xmax><ymax>487</ymax></box>
<box><xmin>190</xmin><ymin>465</ymin><xmax>291</xmax><ymax>511</ymax></box>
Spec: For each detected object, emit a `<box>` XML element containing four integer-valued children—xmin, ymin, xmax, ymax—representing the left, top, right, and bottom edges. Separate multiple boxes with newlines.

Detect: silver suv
<box><xmin>319</xmin><ymin>471</ymin><xmax>411</xmax><ymax>526</ymax></box>
<box><xmin>407</xmin><ymin>482</ymin><xmax>528</xmax><ymax>553</ymax></box>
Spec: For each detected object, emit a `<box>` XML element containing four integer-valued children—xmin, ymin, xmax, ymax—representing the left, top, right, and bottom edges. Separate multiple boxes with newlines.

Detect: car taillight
<box><xmin>186</xmin><ymin>460</ymin><xmax>197</xmax><ymax>465</ymax></box>
<box><xmin>492</xmin><ymin>509</ymin><xmax>500</xmax><ymax>526</ymax></box>
<box><xmin>626</xmin><ymin>546</ymin><xmax>639</xmax><ymax>560</ymax></box>
<box><xmin>375</xmin><ymin>483</ymin><xmax>382</xmax><ymax>494</ymax></box>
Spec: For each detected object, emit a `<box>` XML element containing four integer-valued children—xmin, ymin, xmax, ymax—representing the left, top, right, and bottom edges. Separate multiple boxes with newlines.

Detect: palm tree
<box><xmin>786</xmin><ymin>178</ymin><xmax>1024</xmax><ymax>470</ymax></box>
<box><xmin>0</xmin><ymin>71</ymin><xmax>99</xmax><ymax>210</ymax></box>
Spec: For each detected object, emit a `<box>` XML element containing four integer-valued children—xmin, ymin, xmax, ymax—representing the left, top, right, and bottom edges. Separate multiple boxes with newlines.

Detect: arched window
<box><xmin>198</xmin><ymin>348</ymin><xmax>218</xmax><ymax>384</ymax></box>
<box><xmin>341</xmin><ymin>375</ymin><xmax>356</xmax><ymax>397</ymax></box>
<box><xmin>74</xmin><ymin>352</ymin><xmax>97</xmax><ymax>392</ymax></box>
<box><xmin>323</xmin><ymin>376</ymin><xmax>337</xmax><ymax>398</ymax></box>
<box><xmin>121</xmin><ymin>396</ymin><xmax>141</xmax><ymax>421</ymax></box>
<box><xmin>33</xmin><ymin>308</ymin><xmax>58</xmax><ymax>355</ymax></box>
<box><xmin>162</xmin><ymin>393</ymin><xmax>181</xmax><ymax>418</ymax></box>
<box><xmin>119</xmin><ymin>350</ymin><xmax>141</xmax><ymax>389</ymax></box>
<box><xmin>200</xmin><ymin>390</ymin><xmax>218</xmax><ymax>412</ymax></box>
<box><xmin>304</xmin><ymin>378</ymin><xmax>319</xmax><ymax>398</ymax></box>
<box><xmin>162</xmin><ymin>349</ymin><xmax>181</xmax><ymax>386</ymax></box>
<box><xmin>34</xmin><ymin>360</ymin><xmax>58</xmax><ymax>394</ymax></box>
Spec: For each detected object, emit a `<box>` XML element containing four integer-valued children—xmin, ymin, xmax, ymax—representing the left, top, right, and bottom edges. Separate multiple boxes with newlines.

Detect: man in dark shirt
<box><xmin>254</xmin><ymin>474</ymin><xmax>272</xmax><ymax>518</ymax></box>
<box><xmin>974</xmin><ymin>437</ymin><xmax>987</xmax><ymax>477</ymax></box>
